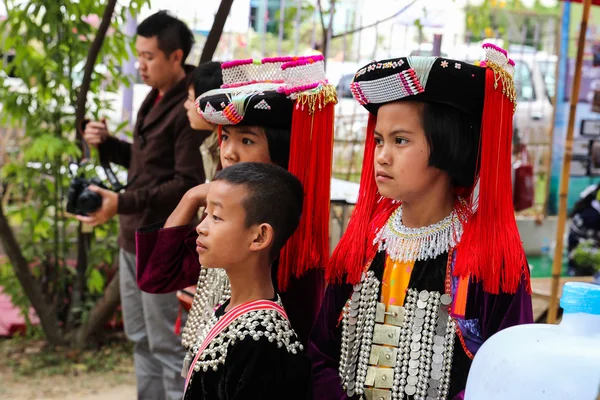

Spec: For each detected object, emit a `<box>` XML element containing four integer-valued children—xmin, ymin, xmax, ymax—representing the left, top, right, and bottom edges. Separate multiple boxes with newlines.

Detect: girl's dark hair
<box><xmin>570</xmin><ymin>184</ymin><xmax>600</xmax><ymax>217</ymax></box>
<box><xmin>420</xmin><ymin>102</ymin><xmax>481</xmax><ymax>188</ymax></box>
<box><xmin>188</xmin><ymin>61</ymin><xmax>223</xmax><ymax>97</ymax></box>
<box><xmin>264</xmin><ymin>127</ymin><xmax>291</xmax><ymax>170</ymax></box>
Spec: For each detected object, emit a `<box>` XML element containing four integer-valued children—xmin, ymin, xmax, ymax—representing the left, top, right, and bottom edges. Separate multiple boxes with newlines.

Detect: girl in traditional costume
<box><xmin>135</xmin><ymin>56</ymin><xmax>337</xmax><ymax>371</ymax></box>
<box><xmin>309</xmin><ymin>44</ymin><xmax>533</xmax><ymax>400</ymax></box>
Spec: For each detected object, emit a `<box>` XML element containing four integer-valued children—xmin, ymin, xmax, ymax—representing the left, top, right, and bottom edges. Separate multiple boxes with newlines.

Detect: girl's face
<box><xmin>373</xmin><ymin>101</ymin><xmax>446</xmax><ymax>202</ymax></box>
<box><xmin>184</xmin><ymin>87</ymin><xmax>214</xmax><ymax>131</ymax></box>
<box><xmin>220</xmin><ymin>125</ymin><xmax>272</xmax><ymax>169</ymax></box>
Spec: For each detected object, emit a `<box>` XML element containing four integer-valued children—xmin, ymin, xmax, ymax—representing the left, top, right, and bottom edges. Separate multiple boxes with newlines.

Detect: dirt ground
<box><xmin>0</xmin><ymin>337</ymin><xmax>137</xmax><ymax>400</ymax></box>
<box><xmin>0</xmin><ymin>366</ymin><xmax>136</xmax><ymax>400</ymax></box>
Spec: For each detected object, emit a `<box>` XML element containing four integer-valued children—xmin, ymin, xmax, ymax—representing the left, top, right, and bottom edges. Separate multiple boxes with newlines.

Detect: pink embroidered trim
<box><xmin>281</xmin><ymin>55</ymin><xmax>325</xmax><ymax>70</ymax></box>
<box><xmin>277</xmin><ymin>81</ymin><xmax>321</xmax><ymax>95</ymax></box>
<box><xmin>221</xmin><ymin>79</ymin><xmax>285</xmax><ymax>89</ymax></box>
<box><xmin>223</xmin><ymin>57</ymin><xmax>299</xmax><ymax>69</ymax></box>
<box><xmin>262</xmin><ymin>56</ymin><xmax>297</xmax><ymax>63</ymax></box>
<box><xmin>508</xmin><ymin>58</ymin><xmax>515</xmax><ymax>66</ymax></box>
<box><xmin>183</xmin><ymin>299</ymin><xmax>288</xmax><ymax>394</ymax></box>
<box><xmin>223</xmin><ymin>103</ymin><xmax>243</xmax><ymax>124</ymax></box>
<box><xmin>399</xmin><ymin>69</ymin><xmax>424</xmax><ymax>95</ymax></box>
<box><xmin>350</xmin><ymin>81</ymin><xmax>368</xmax><ymax>105</ymax></box>
<box><xmin>222</xmin><ymin>59</ymin><xmax>254</xmax><ymax>69</ymax></box>
<box><xmin>482</xmin><ymin>42</ymin><xmax>508</xmax><ymax>56</ymax></box>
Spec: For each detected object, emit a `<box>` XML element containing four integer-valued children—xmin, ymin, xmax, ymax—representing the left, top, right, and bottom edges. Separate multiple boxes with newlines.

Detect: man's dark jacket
<box><xmin>99</xmin><ymin>66</ymin><xmax>208</xmax><ymax>254</ymax></box>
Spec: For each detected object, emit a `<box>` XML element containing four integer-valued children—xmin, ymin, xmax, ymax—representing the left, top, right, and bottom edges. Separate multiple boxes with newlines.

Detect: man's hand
<box><xmin>75</xmin><ymin>185</ymin><xmax>118</xmax><ymax>226</ymax></box>
<box><xmin>83</xmin><ymin>120</ymin><xmax>110</xmax><ymax>148</ymax></box>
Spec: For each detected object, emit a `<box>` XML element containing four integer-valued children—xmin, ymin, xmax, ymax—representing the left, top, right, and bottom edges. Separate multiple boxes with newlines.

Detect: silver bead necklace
<box><xmin>181</xmin><ymin>267</ymin><xmax>231</xmax><ymax>376</ymax></box>
<box><xmin>339</xmin><ymin>272</ymin><xmax>456</xmax><ymax>400</ymax></box>
<box><xmin>189</xmin><ymin>295</ymin><xmax>303</xmax><ymax>374</ymax></box>
<box><xmin>374</xmin><ymin>202</ymin><xmax>464</xmax><ymax>263</ymax></box>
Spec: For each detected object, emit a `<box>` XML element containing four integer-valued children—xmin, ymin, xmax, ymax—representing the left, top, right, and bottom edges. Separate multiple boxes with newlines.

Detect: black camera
<box><xmin>67</xmin><ymin>119</ymin><xmax>133</xmax><ymax>216</ymax></box>
<box><xmin>66</xmin><ymin>176</ymin><xmax>108</xmax><ymax>216</ymax></box>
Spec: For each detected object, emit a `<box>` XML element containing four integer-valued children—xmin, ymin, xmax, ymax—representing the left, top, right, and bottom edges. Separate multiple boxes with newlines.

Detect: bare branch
<box><xmin>323</xmin><ymin>0</ymin><xmax>336</xmax><ymax>64</ymax></box>
<box><xmin>70</xmin><ymin>0</ymin><xmax>118</xmax><ymax>334</ymax></box>
<box><xmin>200</xmin><ymin>0</ymin><xmax>235</xmax><ymax>64</ymax></box>
<box><xmin>74</xmin><ymin>0</ymin><xmax>118</xmax><ymax>131</ymax></box>
<box><xmin>332</xmin><ymin>0</ymin><xmax>420</xmax><ymax>40</ymax></box>
<box><xmin>316</xmin><ymin>0</ymin><xmax>327</xmax><ymax>40</ymax></box>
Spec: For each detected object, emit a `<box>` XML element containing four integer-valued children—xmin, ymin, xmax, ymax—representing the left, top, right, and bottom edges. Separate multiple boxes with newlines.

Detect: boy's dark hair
<box><xmin>420</xmin><ymin>102</ymin><xmax>481</xmax><ymax>188</ymax></box>
<box><xmin>188</xmin><ymin>61</ymin><xmax>223</xmax><ymax>98</ymax></box>
<box><xmin>213</xmin><ymin>162</ymin><xmax>303</xmax><ymax>258</ymax></box>
<box><xmin>137</xmin><ymin>11</ymin><xmax>194</xmax><ymax>65</ymax></box>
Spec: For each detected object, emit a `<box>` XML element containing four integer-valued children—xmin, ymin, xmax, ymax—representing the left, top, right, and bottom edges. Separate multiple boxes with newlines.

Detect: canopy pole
<box><xmin>547</xmin><ymin>0</ymin><xmax>593</xmax><ymax>324</ymax></box>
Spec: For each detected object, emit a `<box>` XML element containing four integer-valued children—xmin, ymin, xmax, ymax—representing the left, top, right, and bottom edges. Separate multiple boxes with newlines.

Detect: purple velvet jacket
<box><xmin>308</xmin><ymin>250</ymin><xmax>534</xmax><ymax>400</ymax></box>
<box><xmin>135</xmin><ymin>223</ymin><xmax>325</xmax><ymax>346</ymax></box>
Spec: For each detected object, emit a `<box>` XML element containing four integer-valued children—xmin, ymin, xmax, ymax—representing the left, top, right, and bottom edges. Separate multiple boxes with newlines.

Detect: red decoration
<box><xmin>454</xmin><ymin>68</ymin><xmax>527</xmax><ymax>295</ymax></box>
<box><xmin>561</xmin><ymin>0</ymin><xmax>600</xmax><ymax>6</ymax></box>
<box><xmin>278</xmin><ymin>98</ymin><xmax>335</xmax><ymax>291</ymax></box>
<box><xmin>513</xmin><ymin>146</ymin><xmax>535</xmax><ymax>212</ymax></box>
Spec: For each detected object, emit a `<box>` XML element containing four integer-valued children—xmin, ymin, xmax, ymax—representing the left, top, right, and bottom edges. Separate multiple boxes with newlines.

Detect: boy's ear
<box><xmin>249</xmin><ymin>223</ymin><xmax>274</xmax><ymax>253</ymax></box>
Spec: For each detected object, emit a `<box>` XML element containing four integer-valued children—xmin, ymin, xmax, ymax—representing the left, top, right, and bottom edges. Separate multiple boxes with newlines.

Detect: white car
<box><xmin>509</xmin><ymin>47</ymin><xmax>557</xmax><ymax>146</ymax></box>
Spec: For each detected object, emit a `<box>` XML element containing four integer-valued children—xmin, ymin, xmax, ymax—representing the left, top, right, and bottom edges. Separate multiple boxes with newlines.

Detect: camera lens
<box><xmin>77</xmin><ymin>189</ymin><xmax>103</xmax><ymax>215</ymax></box>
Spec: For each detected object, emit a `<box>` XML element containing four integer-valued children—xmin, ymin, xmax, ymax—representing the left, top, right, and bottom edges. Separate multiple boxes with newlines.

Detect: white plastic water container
<box><xmin>464</xmin><ymin>282</ymin><xmax>600</xmax><ymax>400</ymax></box>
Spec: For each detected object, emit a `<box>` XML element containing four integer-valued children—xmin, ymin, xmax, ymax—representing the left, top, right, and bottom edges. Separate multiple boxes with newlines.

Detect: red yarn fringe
<box><xmin>454</xmin><ymin>68</ymin><xmax>526</xmax><ymax>295</ymax></box>
<box><xmin>278</xmin><ymin>101</ymin><xmax>335</xmax><ymax>291</ymax></box>
<box><xmin>174</xmin><ymin>305</ymin><xmax>182</xmax><ymax>335</ymax></box>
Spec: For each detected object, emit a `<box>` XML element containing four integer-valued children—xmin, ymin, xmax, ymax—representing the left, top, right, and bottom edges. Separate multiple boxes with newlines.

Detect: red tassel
<box><xmin>454</xmin><ymin>68</ymin><xmax>527</xmax><ymax>295</ymax></box>
<box><xmin>278</xmin><ymin>99</ymin><xmax>334</xmax><ymax>291</ymax></box>
<box><xmin>216</xmin><ymin>126</ymin><xmax>223</xmax><ymax>172</ymax></box>
<box><xmin>174</xmin><ymin>305</ymin><xmax>182</xmax><ymax>335</ymax></box>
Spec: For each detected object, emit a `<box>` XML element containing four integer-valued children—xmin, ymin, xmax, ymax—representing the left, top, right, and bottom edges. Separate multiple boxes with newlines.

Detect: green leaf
<box><xmin>0</xmin><ymin>0</ymin><xmax>149</xmax><ymax>341</ymax></box>
<box><xmin>87</xmin><ymin>268</ymin><xmax>106</xmax><ymax>294</ymax></box>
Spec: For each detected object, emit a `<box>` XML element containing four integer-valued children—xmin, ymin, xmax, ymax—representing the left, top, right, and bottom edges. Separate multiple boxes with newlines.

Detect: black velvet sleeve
<box><xmin>221</xmin><ymin>337</ymin><xmax>312</xmax><ymax>400</ymax></box>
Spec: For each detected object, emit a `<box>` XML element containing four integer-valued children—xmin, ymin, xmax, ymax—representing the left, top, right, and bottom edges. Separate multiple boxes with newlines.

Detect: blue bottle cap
<box><xmin>560</xmin><ymin>282</ymin><xmax>600</xmax><ymax>315</ymax></box>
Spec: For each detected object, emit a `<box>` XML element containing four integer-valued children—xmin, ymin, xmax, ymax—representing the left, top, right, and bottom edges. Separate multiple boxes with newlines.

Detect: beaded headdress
<box><xmin>196</xmin><ymin>57</ymin><xmax>293</xmax><ymax>128</ymax></box>
<box><xmin>197</xmin><ymin>55</ymin><xmax>337</xmax><ymax>291</ymax></box>
<box><xmin>327</xmin><ymin>44</ymin><xmax>528</xmax><ymax>298</ymax></box>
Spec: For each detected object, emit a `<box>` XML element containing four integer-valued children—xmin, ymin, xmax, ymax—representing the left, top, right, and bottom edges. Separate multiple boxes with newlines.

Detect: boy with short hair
<box><xmin>183</xmin><ymin>162</ymin><xmax>311</xmax><ymax>400</ymax></box>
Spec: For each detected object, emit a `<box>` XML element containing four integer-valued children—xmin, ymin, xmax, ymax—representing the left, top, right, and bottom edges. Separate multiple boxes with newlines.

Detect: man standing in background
<box><xmin>77</xmin><ymin>11</ymin><xmax>208</xmax><ymax>400</ymax></box>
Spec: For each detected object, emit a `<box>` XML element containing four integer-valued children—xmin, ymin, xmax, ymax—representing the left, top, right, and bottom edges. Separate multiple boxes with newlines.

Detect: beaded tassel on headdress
<box><xmin>278</xmin><ymin>55</ymin><xmax>337</xmax><ymax>290</ymax></box>
<box><xmin>454</xmin><ymin>44</ymin><xmax>527</xmax><ymax>295</ymax></box>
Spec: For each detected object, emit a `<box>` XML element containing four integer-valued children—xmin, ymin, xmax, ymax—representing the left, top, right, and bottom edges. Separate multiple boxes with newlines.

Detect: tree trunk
<box><xmin>74</xmin><ymin>273</ymin><xmax>120</xmax><ymax>349</ymax></box>
<box><xmin>199</xmin><ymin>0</ymin><xmax>235</xmax><ymax>64</ymax></box>
<box><xmin>68</xmin><ymin>0</ymin><xmax>118</xmax><ymax>335</ymax></box>
<box><xmin>330</xmin><ymin>0</ymin><xmax>420</xmax><ymax>40</ymax></box>
<box><xmin>0</xmin><ymin>202</ymin><xmax>64</xmax><ymax>345</ymax></box>
<box><xmin>74</xmin><ymin>0</ymin><xmax>119</xmax><ymax>131</ymax></box>
<box><xmin>317</xmin><ymin>0</ymin><xmax>336</xmax><ymax>69</ymax></box>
